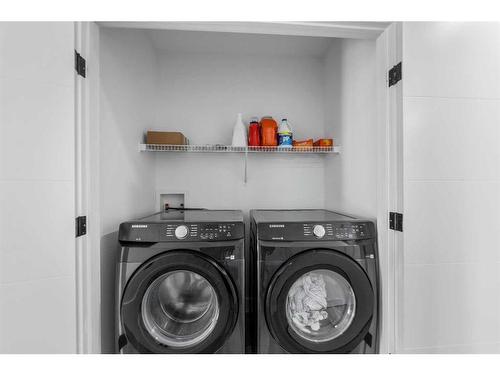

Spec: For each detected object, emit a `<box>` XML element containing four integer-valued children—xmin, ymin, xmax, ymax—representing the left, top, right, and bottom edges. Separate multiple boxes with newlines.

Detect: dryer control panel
<box><xmin>257</xmin><ymin>221</ymin><xmax>375</xmax><ymax>241</ymax></box>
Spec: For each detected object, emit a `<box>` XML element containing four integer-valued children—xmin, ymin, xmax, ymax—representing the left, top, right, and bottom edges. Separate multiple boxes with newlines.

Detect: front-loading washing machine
<box><xmin>116</xmin><ymin>209</ymin><xmax>245</xmax><ymax>353</ymax></box>
<box><xmin>249</xmin><ymin>209</ymin><xmax>379</xmax><ymax>354</ymax></box>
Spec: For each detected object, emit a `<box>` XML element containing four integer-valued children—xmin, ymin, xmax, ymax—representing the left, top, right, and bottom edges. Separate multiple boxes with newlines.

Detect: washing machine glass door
<box><xmin>121</xmin><ymin>251</ymin><xmax>238</xmax><ymax>353</ymax></box>
<box><xmin>141</xmin><ymin>270</ymin><xmax>220</xmax><ymax>348</ymax></box>
<box><xmin>266</xmin><ymin>249</ymin><xmax>374</xmax><ymax>353</ymax></box>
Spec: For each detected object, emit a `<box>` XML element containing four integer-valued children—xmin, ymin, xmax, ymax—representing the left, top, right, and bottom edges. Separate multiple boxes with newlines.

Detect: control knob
<box><xmin>313</xmin><ymin>225</ymin><xmax>326</xmax><ymax>238</ymax></box>
<box><xmin>175</xmin><ymin>225</ymin><xmax>188</xmax><ymax>239</ymax></box>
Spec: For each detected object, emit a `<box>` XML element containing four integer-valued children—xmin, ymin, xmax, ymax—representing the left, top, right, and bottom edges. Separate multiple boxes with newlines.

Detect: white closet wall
<box><xmin>97</xmin><ymin>30</ymin><xmax>380</xmax><ymax>218</ymax></box>
<box><xmin>98</xmin><ymin>28</ymin><xmax>158</xmax><ymax>352</ymax></box>
<box><xmin>99</xmin><ymin>28</ymin><xmax>158</xmax><ymax>234</ymax></box>
<box><xmin>152</xmin><ymin>33</ymin><xmax>329</xmax><ymax>211</ymax></box>
<box><xmin>324</xmin><ymin>39</ymin><xmax>378</xmax><ymax>219</ymax></box>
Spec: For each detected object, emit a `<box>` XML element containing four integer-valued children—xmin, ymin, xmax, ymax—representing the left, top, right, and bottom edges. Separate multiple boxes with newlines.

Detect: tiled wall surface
<box><xmin>0</xmin><ymin>22</ymin><xmax>77</xmax><ymax>353</ymax></box>
<box><xmin>402</xmin><ymin>22</ymin><xmax>500</xmax><ymax>353</ymax></box>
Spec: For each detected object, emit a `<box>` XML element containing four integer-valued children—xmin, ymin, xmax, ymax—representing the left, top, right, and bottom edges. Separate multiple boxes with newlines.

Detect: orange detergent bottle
<box><xmin>260</xmin><ymin>116</ymin><xmax>278</xmax><ymax>146</ymax></box>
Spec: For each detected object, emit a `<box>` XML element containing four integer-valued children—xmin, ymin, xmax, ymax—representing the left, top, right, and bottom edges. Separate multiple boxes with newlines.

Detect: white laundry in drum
<box><xmin>287</xmin><ymin>273</ymin><xmax>329</xmax><ymax>332</ymax></box>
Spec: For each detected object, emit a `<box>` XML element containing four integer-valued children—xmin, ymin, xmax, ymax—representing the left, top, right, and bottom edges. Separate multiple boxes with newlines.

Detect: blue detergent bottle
<box><xmin>278</xmin><ymin>118</ymin><xmax>293</xmax><ymax>148</ymax></box>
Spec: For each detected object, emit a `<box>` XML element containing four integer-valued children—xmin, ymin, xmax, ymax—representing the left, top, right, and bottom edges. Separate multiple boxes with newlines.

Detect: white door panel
<box><xmin>404</xmin><ymin>97</ymin><xmax>500</xmax><ymax>181</ymax></box>
<box><xmin>0</xmin><ymin>22</ymin><xmax>74</xmax><ymax>86</ymax></box>
<box><xmin>0</xmin><ymin>276</ymin><xmax>77</xmax><ymax>353</ymax></box>
<box><xmin>403</xmin><ymin>22</ymin><xmax>500</xmax><ymax>99</ymax></box>
<box><xmin>0</xmin><ymin>77</ymin><xmax>75</xmax><ymax>181</ymax></box>
<box><xmin>403</xmin><ymin>262</ymin><xmax>500</xmax><ymax>350</ymax></box>
<box><xmin>0</xmin><ymin>181</ymin><xmax>75</xmax><ymax>284</ymax></box>
<box><xmin>400</xmin><ymin>22</ymin><xmax>500</xmax><ymax>353</ymax></box>
<box><xmin>404</xmin><ymin>181</ymin><xmax>500</xmax><ymax>265</ymax></box>
<box><xmin>0</xmin><ymin>22</ymin><xmax>76</xmax><ymax>353</ymax></box>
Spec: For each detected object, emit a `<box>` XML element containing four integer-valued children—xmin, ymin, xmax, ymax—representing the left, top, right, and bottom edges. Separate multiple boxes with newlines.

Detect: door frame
<box><xmin>74</xmin><ymin>21</ymin><xmax>87</xmax><ymax>354</ymax></box>
<box><xmin>75</xmin><ymin>21</ymin><xmax>402</xmax><ymax>354</ymax></box>
<box><xmin>75</xmin><ymin>21</ymin><xmax>102</xmax><ymax>354</ymax></box>
<box><xmin>375</xmin><ymin>22</ymin><xmax>404</xmax><ymax>354</ymax></box>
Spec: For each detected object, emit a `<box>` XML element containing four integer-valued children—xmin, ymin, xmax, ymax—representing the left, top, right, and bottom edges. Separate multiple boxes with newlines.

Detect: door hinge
<box><xmin>75</xmin><ymin>50</ymin><xmax>86</xmax><ymax>78</ymax></box>
<box><xmin>389</xmin><ymin>212</ymin><xmax>403</xmax><ymax>232</ymax></box>
<box><xmin>76</xmin><ymin>216</ymin><xmax>87</xmax><ymax>237</ymax></box>
<box><xmin>388</xmin><ymin>62</ymin><xmax>402</xmax><ymax>87</ymax></box>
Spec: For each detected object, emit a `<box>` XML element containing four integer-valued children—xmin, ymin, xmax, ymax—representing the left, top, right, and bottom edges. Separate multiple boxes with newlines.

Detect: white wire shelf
<box><xmin>139</xmin><ymin>144</ymin><xmax>341</xmax><ymax>154</ymax></box>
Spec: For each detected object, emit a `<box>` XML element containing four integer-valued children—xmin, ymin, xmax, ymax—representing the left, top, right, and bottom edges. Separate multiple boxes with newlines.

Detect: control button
<box><xmin>175</xmin><ymin>225</ymin><xmax>188</xmax><ymax>239</ymax></box>
<box><xmin>313</xmin><ymin>225</ymin><xmax>326</xmax><ymax>238</ymax></box>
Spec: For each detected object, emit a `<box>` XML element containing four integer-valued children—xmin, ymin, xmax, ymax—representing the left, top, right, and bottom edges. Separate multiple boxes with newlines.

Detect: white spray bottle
<box><xmin>231</xmin><ymin>113</ymin><xmax>247</xmax><ymax>147</ymax></box>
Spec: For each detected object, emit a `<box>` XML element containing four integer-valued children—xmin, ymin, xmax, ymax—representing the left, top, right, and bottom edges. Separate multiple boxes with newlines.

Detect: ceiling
<box><xmin>147</xmin><ymin>29</ymin><xmax>335</xmax><ymax>58</ymax></box>
<box><xmin>100</xmin><ymin>21</ymin><xmax>391</xmax><ymax>39</ymax></box>
<box><xmin>99</xmin><ymin>22</ymin><xmax>391</xmax><ymax>58</ymax></box>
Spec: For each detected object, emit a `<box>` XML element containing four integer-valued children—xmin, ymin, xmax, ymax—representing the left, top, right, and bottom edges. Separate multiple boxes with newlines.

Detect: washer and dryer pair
<box><xmin>116</xmin><ymin>209</ymin><xmax>379</xmax><ymax>354</ymax></box>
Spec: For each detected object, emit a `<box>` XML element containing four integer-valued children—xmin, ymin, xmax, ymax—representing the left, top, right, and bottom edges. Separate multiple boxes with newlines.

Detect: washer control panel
<box><xmin>199</xmin><ymin>223</ymin><xmax>240</xmax><ymax>240</ymax></box>
<box><xmin>330</xmin><ymin>223</ymin><xmax>369</xmax><ymax>240</ymax></box>
<box><xmin>164</xmin><ymin>222</ymin><xmax>243</xmax><ymax>241</ymax></box>
<box><xmin>258</xmin><ymin>221</ymin><xmax>374</xmax><ymax>241</ymax></box>
<box><xmin>119</xmin><ymin>218</ymin><xmax>244</xmax><ymax>243</ymax></box>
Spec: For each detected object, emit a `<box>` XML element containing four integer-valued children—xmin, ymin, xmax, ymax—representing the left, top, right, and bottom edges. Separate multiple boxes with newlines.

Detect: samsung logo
<box><xmin>269</xmin><ymin>224</ymin><xmax>285</xmax><ymax>228</ymax></box>
<box><xmin>131</xmin><ymin>224</ymin><xmax>148</xmax><ymax>228</ymax></box>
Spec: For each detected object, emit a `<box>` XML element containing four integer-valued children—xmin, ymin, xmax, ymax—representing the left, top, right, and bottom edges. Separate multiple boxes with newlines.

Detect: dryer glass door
<box><xmin>285</xmin><ymin>269</ymin><xmax>356</xmax><ymax>343</ymax></box>
<box><xmin>265</xmin><ymin>249</ymin><xmax>374</xmax><ymax>353</ymax></box>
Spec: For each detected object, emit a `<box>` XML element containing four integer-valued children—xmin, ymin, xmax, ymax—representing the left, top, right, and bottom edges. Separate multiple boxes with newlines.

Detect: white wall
<box><xmin>323</xmin><ymin>39</ymin><xmax>378</xmax><ymax>219</ymax></box>
<box><xmin>0</xmin><ymin>22</ymin><xmax>77</xmax><ymax>353</ymax></box>
<box><xmin>99</xmin><ymin>28</ymin><xmax>158</xmax><ymax>235</ymax></box>
<box><xmin>99</xmin><ymin>28</ymin><xmax>158</xmax><ymax>352</ymax></box>
<box><xmin>153</xmin><ymin>51</ymin><xmax>328</xmax><ymax>212</ymax></box>
<box><xmin>401</xmin><ymin>22</ymin><xmax>500</xmax><ymax>353</ymax></box>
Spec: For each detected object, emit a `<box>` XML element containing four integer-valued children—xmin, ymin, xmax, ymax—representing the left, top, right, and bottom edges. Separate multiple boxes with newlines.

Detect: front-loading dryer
<box><xmin>249</xmin><ymin>209</ymin><xmax>379</xmax><ymax>354</ymax></box>
<box><xmin>116</xmin><ymin>209</ymin><xmax>245</xmax><ymax>353</ymax></box>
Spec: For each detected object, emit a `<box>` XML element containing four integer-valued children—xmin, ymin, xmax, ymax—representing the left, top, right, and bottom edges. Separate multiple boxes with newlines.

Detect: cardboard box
<box><xmin>146</xmin><ymin>131</ymin><xmax>187</xmax><ymax>145</ymax></box>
